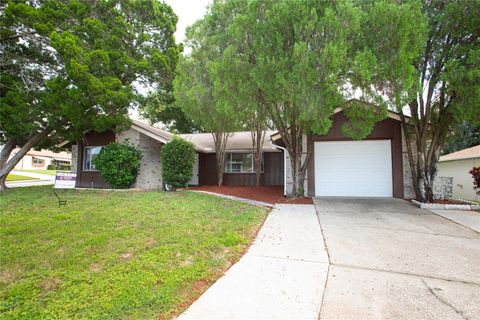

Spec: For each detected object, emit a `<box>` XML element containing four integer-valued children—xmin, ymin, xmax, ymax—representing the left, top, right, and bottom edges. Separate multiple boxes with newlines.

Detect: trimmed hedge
<box><xmin>162</xmin><ymin>136</ymin><xmax>196</xmax><ymax>190</ymax></box>
<box><xmin>93</xmin><ymin>142</ymin><xmax>142</xmax><ymax>188</ymax></box>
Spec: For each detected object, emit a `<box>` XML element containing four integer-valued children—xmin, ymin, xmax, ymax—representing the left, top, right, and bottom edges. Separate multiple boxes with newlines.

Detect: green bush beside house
<box><xmin>162</xmin><ymin>136</ymin><xmax>196</xmax><ymax>191</ymax></box>
<box><xmin>93</xmin><ymin>143</ymin><xmax>142</xmax><ymax>189</ymax></box>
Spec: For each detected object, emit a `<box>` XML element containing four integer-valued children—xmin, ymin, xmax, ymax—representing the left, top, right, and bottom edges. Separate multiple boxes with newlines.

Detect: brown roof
<box><xmin>180</xmin><ymin>131</ymin><xmax>279</xmax><ymax>153</ymax></box>
<box><xmin>12</xmin><ymin>148</ymin><xmax>71</xmax><ymax>160</ymax></box>
<box><xmin>439</xmin><ymin>145</ymin><xmax>480</xmax><ymax>162</ymax></box>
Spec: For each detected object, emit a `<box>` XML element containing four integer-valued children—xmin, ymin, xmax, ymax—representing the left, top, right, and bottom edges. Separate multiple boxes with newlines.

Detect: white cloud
<box><xmin>164</xmin><ymin>0</ymin><xmax>211</xmax><ymax>44</ymax></box>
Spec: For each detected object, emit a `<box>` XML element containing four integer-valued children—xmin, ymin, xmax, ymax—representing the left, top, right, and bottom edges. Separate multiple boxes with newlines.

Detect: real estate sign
<box><xmin>54</xmin><ymin>172</ymin><xmax>76</xmax><ymax>189</ymax></box>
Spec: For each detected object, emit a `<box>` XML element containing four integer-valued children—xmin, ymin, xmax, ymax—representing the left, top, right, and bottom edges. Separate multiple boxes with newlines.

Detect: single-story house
<box><xmin>69</xmin><ymin>109</ymin><xmax>416</xmax><ymax>199</ymax></box>
<box><xmin>10</xmin><ymin>148</ymin><xmax>72</xmax><ymax>170</ymax></box>
<box><xmin>436</xmin><ymin>145</ymin><xmax>480</xmax><ymax>202</ymax></box>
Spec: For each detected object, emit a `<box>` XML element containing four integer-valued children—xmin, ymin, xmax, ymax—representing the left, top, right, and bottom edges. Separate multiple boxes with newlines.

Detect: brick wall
<box><xmin>71</xmin><ymin>144</ymin><xmax>78</xmax><ymax>173</ymax></box>
<box><xmin>117</xmin><ymin>129</ymin><xmax>163</xmax><ymax>190</ymax></box>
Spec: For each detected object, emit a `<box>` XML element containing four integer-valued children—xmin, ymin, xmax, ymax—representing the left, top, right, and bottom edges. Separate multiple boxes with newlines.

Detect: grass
<box><xmin>15</xmin><ymin>169</ymin><xmax>60</xmax><ymax>176</ymax></box>
<box><xmin>0</xmin><ymin>186</ymin><xmax>268</xmax><ymax>319</ymax></box>
<box><xmin>5</xmin><ymin>174</ymin><xmax>38</xmax><ymax>181</ymax></box>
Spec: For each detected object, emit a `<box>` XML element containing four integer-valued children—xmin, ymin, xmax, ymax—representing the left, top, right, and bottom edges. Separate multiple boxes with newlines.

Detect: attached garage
<box><xmin>314</xmin><ymin>140</ymin><xmax>393</xmax><ymax>197</ymax></box>
<box><xmin>305</xmin><ymin>110</ymin><xmax>407</xmax><ymax>199</ymax></box>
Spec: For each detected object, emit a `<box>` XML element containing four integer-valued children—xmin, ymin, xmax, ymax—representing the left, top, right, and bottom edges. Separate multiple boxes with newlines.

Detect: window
<box><xmin>224</xmin><ymin>153</ymin><xmax>263</xmax><ymax>173</ymax></box>
<box><xmin>83</xmin><ymin>146</ymin><xmax>103</xmax><ymax>171</ymax></box>
<box><xmin>53</xmin><ymin>159</ymin><xmax>70</xmax><ymax>166</ymax></box>
<box><xmin>32</xmin><ymin>157</ymin><xmax>45</xmax><ymax>166</ymax></box>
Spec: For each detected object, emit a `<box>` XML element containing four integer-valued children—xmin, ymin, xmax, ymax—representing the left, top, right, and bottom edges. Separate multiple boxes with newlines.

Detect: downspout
<box><xmin>270</xmin><ymin>138</ymin><xmax>287</xmax><ymax>197</ymax></box>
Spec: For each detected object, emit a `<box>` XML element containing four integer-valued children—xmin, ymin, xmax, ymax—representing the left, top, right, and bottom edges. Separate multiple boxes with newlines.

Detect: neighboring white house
<box><xmin>10</xmin><ymin>148</ymin><xmax>72</xmax><ymax>171</ymax></box>
<box><xmin>437</xmin><ymin>145</ymin><xmax>480</xmax><ymax>202</ymax></box>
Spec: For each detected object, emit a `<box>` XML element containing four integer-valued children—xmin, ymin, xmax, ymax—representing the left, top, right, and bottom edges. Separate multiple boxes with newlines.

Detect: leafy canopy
<box><xmin>93</xmin><ymin>143</ymin><xmax>142</xmax><ymax>189</ymax></box>
<box><xmin>390</xmin><ymin>0</ymin><xmax>479</xmax><ymax>201</ymax></box>
<box><xmin>442</xmin><ymin>123</ymin><xmax>480</xmax><ymax>155</ymax></box>
<box><xmin>173</xmin><ymin>1</ymin><xmax>240</xmax><ymax>135</ymax></box>
<box><xmin>138</xmin><ymin>91</ymin><xmax>202</xmax><ymax>133</ymax></box>
<box><xmin>0</xmin><ymin>0</ymin><xmax>180</xmax><ymax>145</ymax></box>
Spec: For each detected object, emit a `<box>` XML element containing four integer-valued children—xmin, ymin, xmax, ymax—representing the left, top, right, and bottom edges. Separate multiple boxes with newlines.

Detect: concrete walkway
<box><xmin>6</xmin><ymin>180</ymin><xmax>54</xmax><ymax>188</ymax></box>
<box><xmin>430</xmin><ymin>209</ymin><xmax>480</xmax><ymax>233</ymax></box>
<box><xmin>11</xmin><ymin>170</ymin><xmax>55</xmax><ymax>181</ymax></box>
<box><xmin>191</xmin><ymin>190</ymin><xmax>273</xmax><ymax>207</ymax></box>
<box><xmin>6</xmin><ymin>170</ymin><xmax>55</xmax><ymax>188</ymax></box>
<box><xmin>178</xmin><ymin>204</ymin><xmax>329</xmax><ymax>319</ymax></box>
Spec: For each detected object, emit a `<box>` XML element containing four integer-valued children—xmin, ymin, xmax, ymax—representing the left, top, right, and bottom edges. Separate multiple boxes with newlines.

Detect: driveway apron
<box><xmin>178</xmin><ymin>204</ymin><xmax>329</xmax><ymax>320</ymax></box>
<box><xmin>315</xmin><ymin>198</ymin><xmax>480</xmax><ymax>320</ymax></box>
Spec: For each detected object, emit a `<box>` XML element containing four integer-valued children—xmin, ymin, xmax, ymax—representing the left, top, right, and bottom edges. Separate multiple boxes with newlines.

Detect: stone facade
<box><xmin>402</xmin><ymin>129</ymin><xmax>417</xmax><ymax>199</ymax></box>
<box><xmin>285</xmin><ymin>135</ymin><xmax>308</xmax><ymax>194</ymax></box>
<box><xmin>71</xmin><ymin>144</ymin><xmax>78</xmax><ymax>173</ymax></box>
<box><xmin>117</xmin><ymin>128</ymin><xmax>163</xmax><ymax>190</ymax></box>
<box><xmin>116</xmin><ymin>128</ymin><xmax>140</xmax><ymax>146</ymax></box>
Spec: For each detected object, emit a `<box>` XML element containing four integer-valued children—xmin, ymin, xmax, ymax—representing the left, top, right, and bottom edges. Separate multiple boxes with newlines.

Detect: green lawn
<box><xmin>5</xmin><ymin>174</ymin><xmax>38</xmax><ymax>181</ymax></box>
<box><xmin>15</xmin><ymin>169</ymin><xmax>60</xmax><ymax>176</ymax></box>
<box><xmin>0</xmin><ymin>187</ymin><xmax>268</xmax><ymax>319</ymax></box>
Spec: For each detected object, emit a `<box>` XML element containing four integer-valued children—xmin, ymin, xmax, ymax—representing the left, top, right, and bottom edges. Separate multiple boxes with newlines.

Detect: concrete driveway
<box><xmin>315</xmin><ymin>198</ymin><xmax>480</xmax><ymax>320</ymax></box>
<box><xmin>179</xmin><ymin>198</ymin><xmax>479</xmax><ymax>319</ymax></box>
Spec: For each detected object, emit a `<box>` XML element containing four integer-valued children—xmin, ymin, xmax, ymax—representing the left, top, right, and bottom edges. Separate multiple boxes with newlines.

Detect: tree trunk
<box><xmin>283</xmin><ymin>127</ymin><xmax>310</xmax><ymax>198</ymax></box>
<box><xmin>0</xmin><ymin>139</ymin><xmax>16</xmax><ymax>191</ymax></box>
<box><xmin>251</xmin><ymin>125</ymin><xmax>265</xmax><ymax>187</ymax></box>
<box><xmin>213</xmin><ymin>131</ymin><xmax>229</xmax><ymax>186</ymax></box>
<box><xmin>401</xmin><ymin>98</ymin><xmax>450</xmax><ymax>203</ymax></box>
<box><xmin>422</xmin><ymin>133</ymin><xmax>444</xmax><ymax>203</ymax></box>
<box><xmin>402</xmin><ymin>117</ymin><xmax>426</xmax><ymax>202</ymax></box>
<box><xmin>291</xmin><ymin>153</ymin><xmax>303</xmax><ymax>196</ymax></box>
<box><xmin>0</xmin><ymin>128</ymin><xmax>52</xmax><ymax>192</ymax></box>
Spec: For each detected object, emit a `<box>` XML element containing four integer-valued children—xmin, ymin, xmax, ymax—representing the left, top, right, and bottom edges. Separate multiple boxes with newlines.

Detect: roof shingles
<box><xmin>439</xmin><ymin>145</ymin><xmax>480</xmax><ymax>162</ymax></box>
<box><xmin>130</xmin><ymin>120</ymin><xmax>279</xmax><ymax>153</ymax></box>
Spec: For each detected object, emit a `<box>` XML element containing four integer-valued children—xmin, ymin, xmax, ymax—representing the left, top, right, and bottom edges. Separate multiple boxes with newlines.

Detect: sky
<box><xmin>164</xmin><ymin>0</ymin><xmax>212</xmax><ymax>44</ymax></box>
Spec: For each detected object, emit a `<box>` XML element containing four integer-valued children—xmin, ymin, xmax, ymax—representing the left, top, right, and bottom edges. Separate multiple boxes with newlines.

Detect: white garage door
<box><xmin>314</xmin><ymin>140</ymin><xmax>393</xmax><ymax>197</ymax></box>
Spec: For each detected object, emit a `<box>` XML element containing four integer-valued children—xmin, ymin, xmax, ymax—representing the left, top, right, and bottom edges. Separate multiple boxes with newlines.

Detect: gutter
<box><xmin>270</xmin><ymin>137</ymin><xmax>287</xmax><ymax>197</ymax></box>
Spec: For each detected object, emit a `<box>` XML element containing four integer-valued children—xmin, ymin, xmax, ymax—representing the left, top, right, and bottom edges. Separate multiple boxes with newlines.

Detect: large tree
<box><xmin>0</xmin><ymin>0</ymin><xmax>180</xmax><ymax>190</ymax></box>
<box><xmin>396</xmin><ymin>0</ymin><xmax>480</xmax><ymax>202</ymax></box>
<box><xmin>215</xmin><ymin>0</ymin><xmax>424</xmax><ymax>197</ymax></box>
<box><xmin>216</xmin><ymin>3</ymin><xmax>270</xmax><ymax>187</ymax></box>
<box><xmin>173</xmin><ymin>2</ymin><xmax>239</xmax><ymax>186</ymax></box>
<box><xmin>138</xmin><ymin>90</ymin><xmax>203</xmax><ymax>133</ymax></box>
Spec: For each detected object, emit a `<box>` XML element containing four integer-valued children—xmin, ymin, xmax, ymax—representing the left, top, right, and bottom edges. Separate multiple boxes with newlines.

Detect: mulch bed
<box><xmin>188</xmin><ymin>186</ymin><xmax>313</xmax><ymax>205</ymax></box>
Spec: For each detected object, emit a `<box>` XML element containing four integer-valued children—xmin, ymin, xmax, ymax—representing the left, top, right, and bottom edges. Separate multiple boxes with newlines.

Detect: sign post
<box><xmin>54</xmin><ymin>172</ymin><xmax>76</xmax><ymax>205</ymax></box>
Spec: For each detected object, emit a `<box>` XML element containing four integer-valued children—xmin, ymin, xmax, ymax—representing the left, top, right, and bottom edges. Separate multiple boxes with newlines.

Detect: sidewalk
<box><xmin>178</xmin><ymin>204</ymin><xmax>329</xmax><ymax>319</ymax></box>
<box><xmin>6</xmin><ymin>170</ymin><xmax>55</xmax><ymax>188</ymax></box>
<box><xmin>6</xmin><ymin>180</ymin><xmax>54</xmax><ymax>188</ymax></box>
<box><xmin>11</xmin><ymin>170</ymin><xmax>55</xmax><ymax>181</ymax></box>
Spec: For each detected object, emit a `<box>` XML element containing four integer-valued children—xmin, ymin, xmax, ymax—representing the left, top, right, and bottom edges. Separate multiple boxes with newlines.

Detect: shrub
<box><xmin>162</xmin><ymin>136</ymin><xmax>196</xmax><ymax>191</ymax></box>
<box><xmin>47</xmin><ymin>164</ymin><xmax>56</xmax><ymax>170</ymax></box>
<box><xmin>93</xmin><ymin>143</ymin><xmax>142</xmax><ymax>189</ymax></box>
<box><xmin>470</xmin><ymin>166</ymin><xmax>480</xmax><ymax>195</ymax></box>
<box><xmin>57</xmin><ymin>164</ymin><xmax>71</xmax><ymax>171</ymax></box>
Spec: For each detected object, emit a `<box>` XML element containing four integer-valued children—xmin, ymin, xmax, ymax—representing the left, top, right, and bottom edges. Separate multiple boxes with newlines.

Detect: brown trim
<box><xmin>307</xmin><ymin>113</ymin><xmax>404</xmax><ymax>198</ymax></box>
